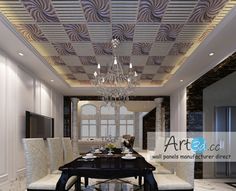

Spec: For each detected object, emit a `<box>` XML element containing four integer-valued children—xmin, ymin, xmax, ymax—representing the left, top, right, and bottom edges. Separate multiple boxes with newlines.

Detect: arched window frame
<box><xmin>80</xmin><ymin>104</ymin><xmax>97</xmax><ymax>138</ymax></box>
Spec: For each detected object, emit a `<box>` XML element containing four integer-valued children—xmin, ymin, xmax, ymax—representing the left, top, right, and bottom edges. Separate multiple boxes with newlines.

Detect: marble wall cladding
<box><xmin>186</xmin><ymin>52</ymin><xmax>236</xmax><ymax>178</ymax></box>
<box><xmin>142</xmin><ymin>96</ymin><xmax>170</xmax><ymax>150</ymax></box>
<box><xmin>187</xmin><ymin>52</ymin><xmax>236</xmax><ymax>131</ymax></box>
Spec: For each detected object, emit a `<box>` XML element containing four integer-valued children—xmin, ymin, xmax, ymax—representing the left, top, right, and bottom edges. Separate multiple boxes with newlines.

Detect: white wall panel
<box><xmin>170</xmin><ymin>87</ymin><xmax>187</xmax><ymax>132</ymax></box>
<box><xmin>0</xmin><ymin>50</ymin><xmax>64</xmax><ymax>190</ymax></box>
<box><xmin>52</xmin><ymin>91</ymin><xmax>63</xmax><ymax>137</ymax></box>
<box><xmin>15</xmin><ymin>68</ymin><xmax>34</xmax><ymax>171</ymax></box>
<box><xmin>0</xmin><ymin>53</ymin><xmax>8</xmax><ymax>182</ymax></box>
<box><xmin>34</xmin><ymin>80</ymin><xmax>41</xmax><ymax>114</ymax></box>
<box><xmin>40</xmin><ymin>83</ymin><xmax>52</xmax><ymax>117</ymax></box>
<box><xmin>6</xmin><ymin>57</ymin><xmax>18</xmax><ymax>180</ymax></box>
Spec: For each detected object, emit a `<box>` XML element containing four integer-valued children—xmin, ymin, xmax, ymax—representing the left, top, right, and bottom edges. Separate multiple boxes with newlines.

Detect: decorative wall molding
<box><xmin>0</xmin><ymin>49</ymin><xmax>63</xmax><ymax>190</ymax></box>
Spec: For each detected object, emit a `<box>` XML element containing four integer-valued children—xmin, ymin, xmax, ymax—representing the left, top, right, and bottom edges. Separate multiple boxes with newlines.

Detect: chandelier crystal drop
<box><xmin>92</xmin><ymin>38</ymin><xmax>138</xmax><ymax>106</ymax></box>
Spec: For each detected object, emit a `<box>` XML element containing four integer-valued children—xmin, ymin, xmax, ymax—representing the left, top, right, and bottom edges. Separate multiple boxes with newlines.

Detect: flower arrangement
<box><xmin>106</xmin><ymin>143</ymin><xmax>116</xmax><ymax>150</ymax></box>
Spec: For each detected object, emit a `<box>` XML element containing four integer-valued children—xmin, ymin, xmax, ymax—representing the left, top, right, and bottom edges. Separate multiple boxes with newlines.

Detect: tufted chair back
<box><xmin>47</xmin><ymin>137</ymin><xmax>64</xmax><ymax>173</ymax></box>
<box><xmin>22</xmin><ymin>138</ymin><xmax>48</xmax><ymax>186</ymax></box>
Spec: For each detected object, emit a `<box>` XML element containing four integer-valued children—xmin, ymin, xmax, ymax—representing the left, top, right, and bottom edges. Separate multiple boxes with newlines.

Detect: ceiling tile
<box><xmin>79</xmin><ymin>56</ymin><xmax>97</xmax><ymax>66</ymax></box>
<box><xmin>96</xmin><ymin>56</ymin><xmax>113</xmax><ymax>67</ymax></box>
<box><xmin>74</xmin><ymin>73</ymin><xmax>89</xmax><ymax>81</ymax></box>
<box><xmin>161</xmin><ymin>1</ymin><xmax>198</xmax><ymax>23</ymax></box>
<box><xmin>188</xmin><ymin>0</ymin><xmax>228</xmax><ymax>23</ymax></box>
<box><xmin>149</xmin><ymin>42</ymin><xmax>174</xmax><ymax>56</ymax></box>
<box><xmin>14</xmin><ymin>24</ymin><xmax>48</xmax><ymax>42</ymax></box>
<box><xmin>137</xmin><ymin>0</ymin><xmax>169</xmax><ymax>23</ymax></box>
<box><xmin>146</xmin><ymin>56</ymin><xmax>165</xmax><ymax>65</ymax></box>
<box><xmin>53</xmin><ymin>42</ymin><xmax>77</xmax><ymax>56</ymax></box>
<box><xmin>132</xmin><ymin>43</ymin><xmax>152</xmax><ymax>55</ymax></box>
<box><xmin>83</xmin><ymin>65</ymin><xmax>98</xmax><ymax>74</ymax></box>
<box><xmin>68</xmin><ymin>66</ymin><xmax>86</xmax><ymax>73</ymax></box>
<box><xmin>61</xmin><ymin>56</ymin><xmax>81</xmax><ymax>66</ymax></box>
<box><xmin>177</xmin><ymin>24</ymin><xmax>208</xmax><ymax>42</ymax></box>
<box><xmin>81</xmin><ymin>0</ymin><xmax>110</xmax><ymax>22</ymax></box>
<box><xmin>161</xmin><ymin>55</ymin><xmax>183</xmax><ymax>66</ymax></box>
<box><xmin>153</xmin><ymin>73</ymin><xmax>168</xmax><ymax>80</ymax></box>
<box><xmin>0</xmin><ymin>1</ymin><xmax>35</xmax><ymax>23</ymax></box>
<box><xmin>130</xmin><ymin>56</ymin><xmax>148</xmax><ymax>66</ymax></box>
<box><xmin>112</xmin><ymin>24</ymin><xmax>135</xmax><ymax>41</ymax></box>
<box><xmin>111</xmin><ymin>0</ymin><xmax>139</xmax><ymax>23</ymax></box>
<box><xmin>93</xmin><ymin>43</ymin><xmax>112</xmax><ymax>55</ymax></box>
<box><xmin>64</xmin><ymin>24</ymin><xmax>90</xmax><ymax>42</ymax></box>
<box><xmin>168</xmin><ymin>42</ymin><xmax>193</xmax><ymax>55</ymax></box>
<box><xmin>142</xmin><ymin>66</ymin><xmax>159</xmax><ymax>74</ymax></box>
<box><xmin>21</xmin><ymin>0</ymin><xmax>59</xmax><ymax>22</ymax></box>
<box><xmin>156</xmin><ymin>24</ymin><xmax>184</xmax><ymax>41</ymax></box>
<box><xmin>38</xmin><ymin>24</ymin><xmax>69</xmax><ymax>42</ymax></box>
<box><xmin>133</xmin><ymin>24</ymin><xmax>160</xmax><ymax>42</ymax></box>
<box><xmin>44</xmin><ymin>56</ymin><xmax>65</xmax><ymax>66</ymax></box>
<box><xmin>116</xmin><ymin>42</ymin><xmax>133</xmax><ymax>56</ymax></box>
<box><xmin>52</xmin><ymin>0</ymin><xmax>86</xmax><ymax>23</ymax></box>
<box><xmin>88</xmin><ymin>24</ymin><xmax>112</xmax><ymax>42</ymax></box>
<box><xmin>141</xmin><ymin>74</ymin><xmax>154</xmax><ymax>80</ymax></box>
<box><xmin>73</xmin><ymin>43</ymin><xmax>95</xmax><ymax>56</ymax></box>
<box><xmin>31</xmin><ymin>42</ymin><xmax>58</xmax><ymax>56</ymax></box>
<box><xmin>0</xmin><ymin>0</ymin><xmax>235</xmax><ymax>87</ymax></box>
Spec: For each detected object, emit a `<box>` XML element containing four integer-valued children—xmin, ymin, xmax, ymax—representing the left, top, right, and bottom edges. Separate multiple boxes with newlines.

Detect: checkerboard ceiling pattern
<box><xmin>0</xmin><ymin>0</ymin><xmax>235</xmax><ymax>87</ymax></box>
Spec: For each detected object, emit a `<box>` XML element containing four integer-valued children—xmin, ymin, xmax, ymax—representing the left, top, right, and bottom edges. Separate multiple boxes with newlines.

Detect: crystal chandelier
<box><xmin>92</xmin><ymin>38</ymin><xmax>138</xmax><ymax>105</ymax></box>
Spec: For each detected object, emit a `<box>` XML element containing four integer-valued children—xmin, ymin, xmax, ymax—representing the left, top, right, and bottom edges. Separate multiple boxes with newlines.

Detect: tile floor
<box><xmin>86</xmin><ymin>178</ymin><xmax>236</xmax><ymax>191</ymax></box>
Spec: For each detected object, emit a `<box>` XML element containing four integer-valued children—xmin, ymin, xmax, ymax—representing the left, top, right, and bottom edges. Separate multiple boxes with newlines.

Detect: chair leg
<box><xmin>139</xmin><ymin>176</ymin><xmax>142</xmax><ymax>187</ymax></box>
<box><xmin>85</xmin><ymin>177</ymin><xmax>89</xmax><ymax>187</ymax></box>
<box><xmin>74</xmin><ymin>177</ymin><xmax>81</xmax><ymax>191</ymax></box>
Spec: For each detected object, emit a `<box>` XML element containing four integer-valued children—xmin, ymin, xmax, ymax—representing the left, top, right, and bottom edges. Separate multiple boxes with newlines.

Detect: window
<box><xmin>119</xmin><ymin>106</ymin><xmax>134</xmax><ymax>136</ymax></box>
<box><xmin>100</xmin><ymin>105</ymin><xmax>116</xmax><ymax>137</ymax></box>
<box><xmin>80</xmin><ymin>105</ymin><xmax>97</xmax><ymax>138</ymax></box>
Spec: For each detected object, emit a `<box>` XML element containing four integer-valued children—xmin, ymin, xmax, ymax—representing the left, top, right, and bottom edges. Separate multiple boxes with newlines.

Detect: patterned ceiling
<box><xmin>0</xmin><ymin>0</ymin><xmax>235</xmax><ymax>87</ymax></box>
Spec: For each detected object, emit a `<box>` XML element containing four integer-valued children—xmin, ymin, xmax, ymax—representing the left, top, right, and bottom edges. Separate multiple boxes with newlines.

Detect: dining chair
<box><xmin>47</xmin><ymin>137</ymin><xmax>64</xmax><ymax>174</ymax></box>
<box><xmin>62</xmin><ymin>137</ymin><xmax>74</xmax><ymax>163</ymax></box>
<box><xmin>22</xmin><ymin>138</ymin><xmax>75</xmax><ymax>191</ymax></box>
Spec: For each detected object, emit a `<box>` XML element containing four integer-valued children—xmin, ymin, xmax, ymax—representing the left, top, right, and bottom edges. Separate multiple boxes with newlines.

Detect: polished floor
<box><xmin>84</xmin><ymin>178</ymin><xmax>236</xmax><ymax>191</ymax></box>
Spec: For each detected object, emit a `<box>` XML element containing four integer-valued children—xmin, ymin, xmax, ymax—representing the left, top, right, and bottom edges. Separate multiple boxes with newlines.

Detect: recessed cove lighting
<box><xmin>180</xmin><ymin>80</ymin><xmax>183</xmax><ymax>82</ymax></box>
<box><xmin>50</xmin><ymin>79</ymin><xmax>54</xmax><ymax>82</ymax></box>
<box><xmin>18</xmin><ymin>52</ymin><xmax>24</xmax><ymax>56</ymax></box>
<box><xmin>209</xmin><ymin>52</ymin><xmax>214</xmax><ymax>56</ymax></box>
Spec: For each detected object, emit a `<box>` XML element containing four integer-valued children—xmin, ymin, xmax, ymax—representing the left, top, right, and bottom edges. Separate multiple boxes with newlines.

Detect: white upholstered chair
<box><xmin>47</xmin><ymin>137</ymin><xmax>64</xmax><ymax>174</ymax></box>
<box><xmin>62</xmin><ymin>137</ymin><xmax>74</xmax><ymax>163</ymax></box>
<box><xmin>22</xmin><ymin>138</ymin><xmax>75</xmax><ymax>191</ymax></box>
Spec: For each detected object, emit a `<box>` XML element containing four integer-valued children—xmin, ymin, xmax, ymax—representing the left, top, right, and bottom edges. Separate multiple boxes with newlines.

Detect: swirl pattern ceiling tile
<box><xmin>0</xmin><ymin>0</ymin><xmax>235</xmax><ymax>87</ymax></box>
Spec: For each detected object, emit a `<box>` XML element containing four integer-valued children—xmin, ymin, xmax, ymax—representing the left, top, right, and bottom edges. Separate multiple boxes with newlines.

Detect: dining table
<box><xmin>56</xmin><ymin>148</ymin><xmax>157</xmax><ymax>191</ymax></box>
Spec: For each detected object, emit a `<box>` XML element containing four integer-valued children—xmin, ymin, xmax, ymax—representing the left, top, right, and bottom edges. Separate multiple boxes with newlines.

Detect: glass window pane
<box><xmin>101</xmin><ymin>125</ymin><xmax>107</xmax><ymax>137</ymax></box>
<box><xmin>109</xmin><ymin>126</ymin><xmax>116</xmax><ymax>137</ymax></box>
<box><xmin>120</xmin><ymin>125</ymin><xmax>126</xmax><ymax>136</ymax></box>
<box><xmin>120</xmin><ymin>120</ymin><xmax>126</xmax><ymax>124</ymax></box>
<box><xmin>81</xmin><ymin>120</ymin><xmax>88</xmax><ymax>124</ymax></box>
<box><xmin>127</xmin><ymin>120</ymin><xmax>133</xmax><ymax>124</ymax></box>
<box><xmin>81</xmin><ymin>125</ymin><xmax>89</xmax><ymax>137</ymax></box>
<box><xmin>101</xmin><ymin>120</ymin><xmax>107</xmax><ymax>124</ymax></box>
<box><xmin>90</xmin><ymin>120</ymin><xmax>96</xmax><ymax>124</ymax></box>
<box><xmin>90</xmin><ymin>125</ymin><xmax>96</xmax><ymax>137</ymax></box>
<box><xmin>108</xmin><ymin>120</ymin><xmax>115</xmax><ymax>124</ymax></box>
<box><xmin>81</xmin><ymin>105</ymin><xmax>96</xmax><ymax>115</ymax></box>
<box><xmin>127</xmin><ymin>125</ymin><xmax>134</xmax><ymax>135</ymax></box>
<box><xmin>101</xmin><ymin>105</ymin><xmax>115</xmax><ymax>115</ymax></box>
